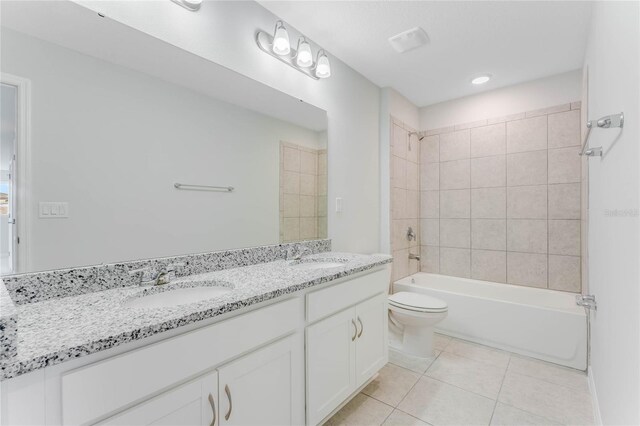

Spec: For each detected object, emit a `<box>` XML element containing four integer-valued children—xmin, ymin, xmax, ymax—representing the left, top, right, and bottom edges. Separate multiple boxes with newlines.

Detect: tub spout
<box><xmin>409</xmin><ymin>253</ymin><xmax>421</xmax><ymax>261</ymax></box>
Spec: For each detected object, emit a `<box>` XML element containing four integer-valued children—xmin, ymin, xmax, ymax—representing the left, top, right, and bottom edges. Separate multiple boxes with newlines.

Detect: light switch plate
<box><xmin>39</xmin><ymin>202</ymin><xmax>69</xmax><ymax>218</ymax></box>
<box><xmin>335</xmin><ymin>197</ymin><xmax>343</xmax><ymax>213</ymax></box>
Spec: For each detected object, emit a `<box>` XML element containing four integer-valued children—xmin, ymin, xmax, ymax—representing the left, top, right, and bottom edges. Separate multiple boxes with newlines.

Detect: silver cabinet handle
<box><xmin>208</xmin><ymin>393</ymin><xmax>216</xmax><ymax>426</ymax></box>
<box><xmin>224</xmin><ymin>384</ymin><xmax>232</xmax><ymax>421</ymax></box>
<box><xmin>357</xmin><ymin>316</ymin><xmax>363</xmax><ymax>338</ymax></box>
<box><xmin>351</xmin><ymin>319</ymin><xmax>357</xmax><ymax>341</ymax></box>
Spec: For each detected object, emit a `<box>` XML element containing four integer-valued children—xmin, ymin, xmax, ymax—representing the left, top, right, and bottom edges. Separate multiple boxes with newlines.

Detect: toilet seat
<box><xmin>389</xmin><ymin>291</ymin><xmax>448</xmax><ymax>313</ymax></box>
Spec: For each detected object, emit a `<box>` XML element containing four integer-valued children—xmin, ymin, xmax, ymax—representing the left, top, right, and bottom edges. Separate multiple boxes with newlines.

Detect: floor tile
<box><xmin>425</xmin><ymin>352</ymin><xmax>506</xmax><ymax>399</ymax></box>
<box><xmin>397</xmin><ymin>376</ymin><xmax>495</xmax><ymax>425</ymax></box>
<box><xmin>325</xmin><ymin>393</ymin><xmax>394</xmax><ymax>426</ymax></box>
<box><xmin>389</xmin><ymin>347</ymin><xmax>440</xmax><ymax>374</ymax></box>
<box><xmin>433</xmin><ymin>333</ymin><xmax>451</xmax><ymax>351</ymax></box>
<box><xmin>382</xmin><ymin>410</ymin><xmax>431</xmax><ymax>426</ymax></box>
<box><xmin>490</xmin><ymin>402</ymin><xmax>560</xmax><ymax>425</ymax></box>
<box><xmin>498</xmin><ymin>372</ymin><xmax>594</xmax><ymax>425</ymax></box>
<box><xmin>444</xmin><ymin>339</ymin><xmax>511</xmax><ymax>370</ymax></box>
<box><xmin>363</xmin><ymin>363</ymin><xmax>422</xmax><ymax>407</ymax></box>
<box><xmin>508</xmin><ymin>355</ymin><xmax>588</xmax><ymax>392</ymax></box>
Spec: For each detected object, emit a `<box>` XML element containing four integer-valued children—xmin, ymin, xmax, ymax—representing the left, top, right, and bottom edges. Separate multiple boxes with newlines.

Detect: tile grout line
<box><xmin>489</xmin><ymin>354</ymin><xmax>512</xmax><ymax>424</ymax></box>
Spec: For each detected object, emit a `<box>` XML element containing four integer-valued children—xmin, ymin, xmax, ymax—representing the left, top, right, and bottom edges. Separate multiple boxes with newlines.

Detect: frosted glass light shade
<box><xmin>315</xmin><ymin>52</ymin><xmax>331</xmax><ymax>78</ymax></box>
<box><xmin>296</xmin><ymin>39</ymin><xmax>313</xmax><ymax>68</ymax></box>
<box><xmin>272</xmin><ymin>22</ymin><xmax>290</xmax><ymax>56</ymax></box>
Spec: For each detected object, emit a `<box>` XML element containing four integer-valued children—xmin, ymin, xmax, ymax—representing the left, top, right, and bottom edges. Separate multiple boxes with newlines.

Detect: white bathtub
<box><xmin>394</xmin><ymin>273</ymin><xmax>587</xmax><ymax>370</ymax></box>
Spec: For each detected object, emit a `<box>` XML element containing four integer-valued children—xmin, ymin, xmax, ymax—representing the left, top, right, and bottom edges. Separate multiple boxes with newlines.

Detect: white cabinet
<box><xmin>217</xmin><ymin>335</ymin><xmax>302</xmax><ymax>426</ymax></box>
<box><xmin>306</xmin><ymin>293</ymin><xmax>388</xmax><ymax>425</ymax></box>
<box><xmin>100</xmin><ymin>372</ymin><xmax>218</xmax><ymax>426</ymax></box>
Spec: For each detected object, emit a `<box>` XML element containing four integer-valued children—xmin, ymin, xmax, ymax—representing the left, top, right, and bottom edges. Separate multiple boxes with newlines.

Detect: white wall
<box><xmin>1</xmin><ymin>29</ymin><xmax>323</xmax><ymax>271</ymax></box>
<box><xmin>583</xmin><ymin>2</ymin><xmax>640</xmax><ymax>424</ymax></box>
<box><xmin>419</xmin><ymin>70</ymin><xmax>582</xmax><ymax>130</ymax></box>
<box><xmin>379</xmin><ymin>88</ymin><xmax>419</xmax><ymax>253</ymax></box>
<box><xmin>74</xmin><ymin>0</ymin><xmax>382</xmax><ymax>255</ymax></box>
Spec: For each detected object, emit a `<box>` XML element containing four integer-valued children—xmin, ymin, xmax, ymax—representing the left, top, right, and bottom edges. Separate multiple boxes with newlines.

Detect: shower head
<box><xmin>408</xmin><ymin>131</ymin><xmax>425</xmax><ymax>141</ymax></box>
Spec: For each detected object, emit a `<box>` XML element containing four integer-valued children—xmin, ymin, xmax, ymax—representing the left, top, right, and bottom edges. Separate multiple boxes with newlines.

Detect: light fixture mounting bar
<box><xmin>256</xmin><ymin>31</ymin><xmax>319</xmax><ymax>80</ymax></box>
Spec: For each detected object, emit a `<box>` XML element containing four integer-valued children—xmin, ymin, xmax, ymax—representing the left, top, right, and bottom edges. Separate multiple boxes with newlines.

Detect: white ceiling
<box><xmin>259</xmin><ymin>1</ymin><xmax>592</xmax><ymax>107</ymax></box>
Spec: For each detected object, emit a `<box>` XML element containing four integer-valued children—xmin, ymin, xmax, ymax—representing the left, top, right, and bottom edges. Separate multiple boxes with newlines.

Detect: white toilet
<box><xmin>388</xmin><ymin>292</ymin><xmax>448</xmax><ymax>358</ymax></box>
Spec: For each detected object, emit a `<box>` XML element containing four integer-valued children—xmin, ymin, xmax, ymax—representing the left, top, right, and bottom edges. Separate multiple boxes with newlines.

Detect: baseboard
<box><xmin>588</xmin><ymin>366</ymin><xmax>603</xmax><ymax>425</ymax></box>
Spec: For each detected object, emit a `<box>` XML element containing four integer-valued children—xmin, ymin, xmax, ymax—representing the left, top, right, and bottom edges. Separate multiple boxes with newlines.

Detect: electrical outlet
<box><xmin>39</xmin><ymin>202</ymin><xmax>69</xmax><ymax>218</ymax></box>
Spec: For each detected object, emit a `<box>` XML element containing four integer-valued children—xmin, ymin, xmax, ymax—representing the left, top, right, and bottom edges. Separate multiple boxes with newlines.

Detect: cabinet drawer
<box><xmin>306</xmin><ymin>268</ymin><xmax>388</xmax><ymax>323</ymax></box>
<box><xmin>62</xmin><ymin>298</ymin><xmax>302</xmax><ymax>425</ymax></box>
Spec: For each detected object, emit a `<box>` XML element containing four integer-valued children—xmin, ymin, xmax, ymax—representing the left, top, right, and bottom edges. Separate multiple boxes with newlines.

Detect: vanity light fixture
<box><xmin>272</xmin><ymin>21</ymin><xmax>291</xmax><ymax>55</ymax></box>
<box><xmin>471</xmin><ymin>74</ymin><xmax>492</xmax><ymax>85</ymax></box>
<box><xmin>171</xmin><ymin>0</ymin><xmax>202</xmax><ymax>12</ymax></box>
<box><xmin>256</xmin><ymin>21</ymin><xmax>332</xmax><ymax>80</ymax></box>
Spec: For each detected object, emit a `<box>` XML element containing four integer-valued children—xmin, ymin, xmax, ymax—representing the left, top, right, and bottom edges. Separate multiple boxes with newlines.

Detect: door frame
<box><xmin>1</xmin><ymin>73</ymin><xmax>31</xmax><ymax>273</ymax></box>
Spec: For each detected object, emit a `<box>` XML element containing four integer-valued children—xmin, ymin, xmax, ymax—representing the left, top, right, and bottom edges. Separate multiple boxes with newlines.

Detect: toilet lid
<box><xmin>389</xmin><ymin>292</ymin><xmax>448</xmax><ymax>312</ymax></box>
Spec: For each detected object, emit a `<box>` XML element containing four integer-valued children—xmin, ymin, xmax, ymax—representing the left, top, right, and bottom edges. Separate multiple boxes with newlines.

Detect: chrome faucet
<box><xmin>409</xmin><ymin>253</ymin><xmax>421</xmax><ymax>261</ymax></box>
<box><xmin>287</xmin><ymin>246</ymin><xmax>312</xmax><ymax>261</ymax></box>
<box><xmin>128</xmin><ymin>262</ymin><xmax>186</xmax><ymax>286</ymax></box>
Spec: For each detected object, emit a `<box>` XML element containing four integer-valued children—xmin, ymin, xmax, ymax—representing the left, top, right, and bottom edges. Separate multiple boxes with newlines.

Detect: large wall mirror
<box><xmin>0</xmin><ymin>1</ymin><xmax>328</xmax><ymax>275</ymax></box>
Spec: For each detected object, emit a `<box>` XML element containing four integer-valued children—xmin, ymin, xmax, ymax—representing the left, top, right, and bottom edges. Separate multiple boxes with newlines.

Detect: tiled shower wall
<box><xmin>420</xmin><ymin>102</ymin><xmax>583</xmax><ymax>292</ymax></box>
<box><xmin>390</xmin><ymin>118</ymin><xmax>421</xmax><ymax>281</ymax></box>
<box><xmin>280</xmin><ymin>142</ymin><xmax>328</xmax><ymax>242</ymax></box>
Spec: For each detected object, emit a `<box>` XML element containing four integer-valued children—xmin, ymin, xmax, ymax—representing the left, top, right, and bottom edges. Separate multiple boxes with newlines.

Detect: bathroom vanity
<box><xmin>0</xmin><ymin>250</ymin><xmax>391</xmax><ymax>426</ymax></box>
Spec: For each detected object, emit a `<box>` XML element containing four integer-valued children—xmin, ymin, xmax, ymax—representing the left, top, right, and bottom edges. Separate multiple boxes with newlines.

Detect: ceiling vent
<box><xmin>388</xmin><ymin>27</ymin><xmax>429</xmax><ymax>53</ymax></box>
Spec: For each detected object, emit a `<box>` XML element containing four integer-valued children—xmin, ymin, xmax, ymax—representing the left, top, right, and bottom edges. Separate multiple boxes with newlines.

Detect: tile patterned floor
<box><xmin>325</xmin><ymin>334</ymin><xmax>594</xmax><ymax>426</ymax></box>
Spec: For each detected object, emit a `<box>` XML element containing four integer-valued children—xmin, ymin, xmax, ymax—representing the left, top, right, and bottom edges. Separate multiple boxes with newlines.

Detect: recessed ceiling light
<box><xmin>388</xmin><ymin>27</ymin><xmax>430</xmax><ymax>53</ymax></box>
<box><xmin>471</xmin><ymin>75</ymin><xmax>492</xmax><ymax>85</ymax></box>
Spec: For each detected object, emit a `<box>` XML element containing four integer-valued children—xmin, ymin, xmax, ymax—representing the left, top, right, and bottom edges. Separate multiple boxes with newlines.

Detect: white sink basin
<box><xmin>124</xmin><ymin>285</ymin><xmax>232</xmax><ymax>309</ymax></box>
<box><xmin>288</xmin><ymin>262</ymin><xmax>346</xmax><ymax>270</ymax></box>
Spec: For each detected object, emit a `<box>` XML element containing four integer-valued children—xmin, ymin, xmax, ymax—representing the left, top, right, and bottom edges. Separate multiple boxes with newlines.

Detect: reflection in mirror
<box><xmin>0</xmin><ymin>3</ymin><xmax>327</xmax><ymax>275</ymax></box>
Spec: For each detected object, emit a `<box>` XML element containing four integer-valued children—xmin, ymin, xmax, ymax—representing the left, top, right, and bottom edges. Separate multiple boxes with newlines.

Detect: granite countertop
<box><xmin>0</xmin><ymin>252</ymin><xmax>391</xmax><ymax>380</ymax></box>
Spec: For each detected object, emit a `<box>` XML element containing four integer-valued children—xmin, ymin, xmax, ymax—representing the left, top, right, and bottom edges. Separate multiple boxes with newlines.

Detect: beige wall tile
<box><xmin>318</xmin><ymin>152</ymin><xmax>327</xmax><ymax>175</ymax></box>
<box><xmin>426</xmin><ymin>125</ymin><xmax>455</xmax><ymax>136</ymax></box>
<box><xmin>392</xmin><ymin>188</ymin><xmax>407</xmax><ymax>219</ymax></box>
<box><xmin>299</xmin><ymin>217</ymin><xmax>317</xmax><ymax>239</ymax></box>
<box><xmin>440</xmin><ymin>248</ymin><xmax>471</xmax><ymax>278</ymax></box>
<box><xmin>407</xmin><ymin>190</ymin><xmax>420</xmax><ymax>219</ymax></box>
<box><xmin>472</xmin><ymin>250</ymin><xmax>507</xmax><ymax>283</ymax></box>
<box><xmin>283</xmin><ymin>217</ymin><xmax>300</xmax><ymax>241</ymax></box>
<box><xmin>393</xmin><ymin>219</ymin><xmax>409</xmax><ymax>251</ymax></box>
<box><xmin>571</xmin><ymin>101</ymin><xmax>582</xmax><ymax>110</ymax></box>
<box><xmin>282</xmin><ymin>171</ymin><xmax>300</xmax><ymax>194</ymax></box>
<box><xmin>549</xmin><ymin>220</ymin><xmax>581</xmax><ymax>255</ymax></box>
<box><xmin>421</xmin><ymin>219</ymin><xmax>439</xmax><ymax>246</ymax></box>
<box><xmin>408</xmin><ymin>218</ymin><xmax>420</xmax><ymax>249</ymax></box>
<box><xmin>456</xmin><ymin>119</ymin><xmax>488</xmax><ymax>131</ymax></box>
<box><xmin>507</xmin><ymin>252</ymin><xmax>548</xmax><ymax>288</ymax></box>
<box><xmin>393</xmin><ymin>124</ymin><xmax>408</xmax><ymax>159</ymax></box>
<box><xmin>549</xmin><ymin>255</ymin><xmax>581</xmax><ymax>292</ymax></box>
<box><xmin>407</xmin><ymin>161</ymin><xmax>419</xmax><ymax>191</ymax></box>
<box><xmin>525</xmin><ymin>103</ymin><xmax>570</xmax><ymax>118</ymax></box>
<box><xmin>548</xmin><ymin>147</ymin><xmax>581</xmax><ymax>184</ymax></box>
<box><xmin>439</xmin><ymin>129</ymin><xmax>470</xmax><ymax>161</ymax></box>
<box><xmin>440</xmin><ymin>219</ymin><xmax>471</xmax><ymax>248</ymax></box>
<box><xmin>548</xmin><ymin>183</ymin><xmax>580</xmax><ymax>219</ymax></box>
<box><xmin>421</xmin><ymin>135</ymin><xmax>439</xmax><ymax>163</ymax></box>
<box><xmin>420</xmin><ymin>190</ymin><xmax>439</xmax><ymax>218</ymax></box>
<box><xmin>507</xmin><ymin>185</ymin><xmax>547</xmax><ymax>219</ymax></box>
<box><xmin>471</xmin><ymin>156</ymin><xmax>506</xmax><ymax>188</ymax></box>
<box><xmin>507</xmin><ymin>219</ymin><xmax>548</xmax><ymax>253</ymax></box>
<box><xmin>507</xmin><ymin>150</ymin><xmax>547</xmax><ymax>186</ymax></box>
<box><xmin>317</xmin><ymin>196</ymin><xmax>327</xmax><ymax>217</ymax></box>
<box><xmin>470</xmin><ymin>123</ymin><xmax>506</xmax><ymax>157</ymax></box>
<box><xmin>440</xmin><ymin>159</ymin><xmax>471</xmax><ymax>190</ymax></box>
<box><xmin>300</xmin><ymin>150</ymin><xmax>317</xmax><ymax>175</ymax></box>
<box><xmin>283</xmin><ymin>193</ymin><xmax>299</xmax><ymax>218</ymax></box>
<box><xmin>407</xmin><ymin>134</ymin><xmax>420</xmax><ymax>164</ymax></box>
<box><xmin>506</xmin><ymin>116</ymin><xmax>547</xmax><ymax>153</ymax></box>
<box><xmin>420</xmin><ymin>246</ymin><xmax>440</xmax><ymax>273</ymax></box>
<box><xmin>300</xmin><ymin>174</ymin><xmax>316</xmax><ymax>196</ymax></box>
<box><xmin>471</xmin><ymin>219</ymin><xmax>506</xmax><ymax>250</ymax></box>
<box><xmin>441</xmin><ymin>189</ymin><xmax>471</xmax><ymax>218</ymax></box>
<box><xmin>471</xmin><ymin>187</ymin><xmax>506</xmax><ymax>218</ymax></box>
<box><xmin>393</xmin><ymin>156</ymin><xmax>407</xmax><ymax>189</ymax></box>
<box><xmin>299</xmin><ymin>195</ymin><xmax>315</xmax><ymax>217</ymax></box>
<box><xmin>283</xmin><ymin>146</ymin><xmax>301</xmax><ymax>172</ymax></box>
<box><xmin>317</xmin><ymin>177</ymin><xmax>327</xmax><ymax>196</ymax></box>
<box><xmin>421</xmin><ymin>163</ymin><xmax>440</xmax><ymax>190</ymax></box>
<box><xmin>548</xmin><ymin>110</ymin><xmax>580</xmax><ymax>148</ymax></box>
<box><xmin>392</xmin><ymin>248</ymin><xmax>410</xmax><ymax>281</ymax></box>
<box><xmin>487</xmin><ymin>112</ymin><xmax>526</xmax><ymax>125</ymax></box>
<box><xmin>318</xmin><ymin>217</ymin><xmax>327</xmax><ymax>239</ymax></box>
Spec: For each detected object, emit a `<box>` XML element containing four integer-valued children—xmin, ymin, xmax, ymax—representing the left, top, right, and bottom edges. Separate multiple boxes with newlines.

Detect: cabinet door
<box><xmin>100</xmin><ymin>371</ymin><xmax>218</xmax><ymax>426</ymax></box>
<box><xmin>355</xmin><ymin>294</ymin><xmax>388</xmax><ymax>386</ymax></box>
<box><xmin>217</xmin><ymin>335</ymin><xmax>300</xmax><ymax>426</ymax></box>
<box><xmin>306</xmin><ymin>308</ymin><xmax>357</xmax><ymax>425</ymax></box>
